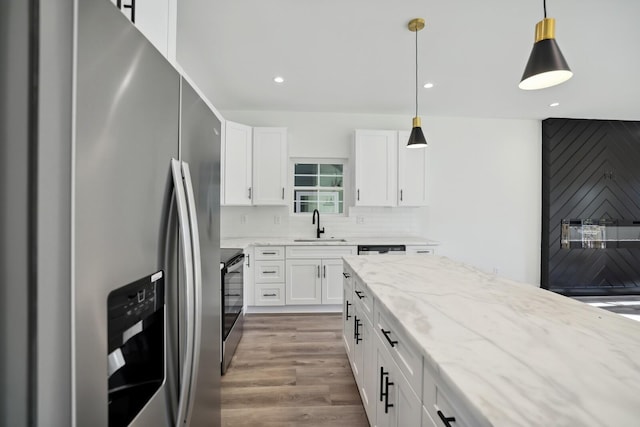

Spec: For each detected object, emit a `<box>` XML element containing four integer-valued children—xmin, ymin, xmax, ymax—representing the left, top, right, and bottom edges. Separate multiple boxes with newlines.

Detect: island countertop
<box><xmin>343</xmin><ymin>255</ymin><xmax>640</xmax><ymax>426</ymax></box>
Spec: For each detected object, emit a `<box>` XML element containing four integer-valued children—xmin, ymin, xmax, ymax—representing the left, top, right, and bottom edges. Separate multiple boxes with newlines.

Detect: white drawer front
<box><xmin>254</xmin><ymin>246</ymin><xmax>285</xmax><ymax>260</ymax></box>
<box><xmin>374</xmin><ymin>302</ymin><xmax>423</xmax><ymax>393</ymax></box>
<box><xmin>286</xmin><ymin>245</ymin><xmax>357</xmax><ymax>259</ymax></box>
<box><xmin>255</xmin><ymin>260</ymin><xmax>285</xmax><ymax>283</ymax></box>
<box><xmin>405</xmin><ymin>245</ymin><xmax>435</xmax><ymax>255</ymax></box>
<box><xmin>255</xmin><ymin>283</ymin><xmax>285</xmax><ymax>306</ymax></box>
<box><xmin>353</xmin><ymin>277</ymin><xmax>373</xmax><ymax>321</ymax></box>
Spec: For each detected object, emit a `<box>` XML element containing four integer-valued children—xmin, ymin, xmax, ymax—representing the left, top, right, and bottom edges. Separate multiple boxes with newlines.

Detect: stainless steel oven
<box><xmin>220</xmin><ymin>249</ymin><xmax>244</xmax><ymax>374</ymax></box>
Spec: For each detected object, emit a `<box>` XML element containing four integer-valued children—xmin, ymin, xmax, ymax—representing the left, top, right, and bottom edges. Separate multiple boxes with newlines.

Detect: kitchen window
<box><xmin>293</xmin><ymin>162</ymin><xmax>344</xmax><ymax>214</ymax></box>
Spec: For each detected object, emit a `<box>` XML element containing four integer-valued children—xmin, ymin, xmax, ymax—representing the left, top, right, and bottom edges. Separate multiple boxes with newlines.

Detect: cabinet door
<box><xmin>358</xmin><ymin>308</ymin><xmax>377</xmax><ymax>424</ymax></box>
<box><xmin>343</xmin><ymin>283</ymin><xmax>355</xmax><ymax>361</ymax></box>
<box><xmin>285</xmin><ymin>259</ymin><xmax>322</xmax><ymax>305</ymax></box>
<box><xmin>354</xmin><ymin>130</ymin><xmax>397</xmax><ymax>206</ymax></box>
<box><xmin>223</xmin><ymin>121</ymin><xmax>253</xmax><ymax>205</ymax></box>
<box><xmin>397</xmin><ymin>130</ymin><xmax>428</xmax><ymax>206</ymax></box>
<box><xmin>321</xmin><ymin>258</ymin><xmax>344</xmax><ymax>304</ymax></box>
<box><xmin>375</xmin><ymin>333</ymin><xmax>422</xmax><ymax>427</ymax></box>
<box><xmin>252</xmin><ymin>127</ymin><xmax>288</xmax><ymax>205</ymax></box>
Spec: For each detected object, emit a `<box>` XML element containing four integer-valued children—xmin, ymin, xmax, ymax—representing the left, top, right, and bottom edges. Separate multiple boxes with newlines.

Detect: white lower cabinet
<box><xmin>343</xmin><ymin>263</ymin><xmax>472</xmax><ymax>427</ymax></box>
<box><xmin>343</xmin><ymin>268</ymin><xmax>355</xmax><ymax>360</ymax></box>
<box><xmin>374</xmin><ymin>332</ymin><xmax>422</xmax><ymax>427</ymax></box>
<box><xmin>285</xmin><ymin>259</ymin><xmax>322</xmax><ymax>304</ymax></box>
<box><xmin>422</xmin><ymin>406</ymin><xmax>437</xmax><ymax>427</ymax></box>
<box><xmin>285</xmin><ymin>246</ymin><xmax>357</xmax><ymax>306</ymax></box>
<box><xmin>322</xmin><ymin>258</ymin><xmax>345</xmax><ymax>304</ymax></box>
<box><xmin>253</xmin><ymin>246</ymin><xmax>285</xmax><ymax>306</ymax></box>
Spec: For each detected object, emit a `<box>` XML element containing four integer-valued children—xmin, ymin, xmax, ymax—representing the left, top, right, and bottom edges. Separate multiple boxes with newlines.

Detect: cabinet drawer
<box><xmin>254</xmin><ymin>246</ymin><xmax>285</xmax><ymax>260</ymax></box>
<box><xmin>254</xmin><ymin>260</ymin><xmax>285</xmax><ymax>283</ymax></box>
<box><xmin>286</xmin><ymin>245</ymin><xmax>357</xmax><ymax>259</ymax></box>
<box><xmin>433</xmin><ymin>386</ymin><xmax>472</xmax><ymax>427</ymax></box>
<box><xmin>353</xmin><ymin>277</ymin><xmax>373</xmax><ymax>320</ymax></box>
<box><xmin>424</xmin><ymin>365</ymin><xmax>477</xmax><ymax>427</ymax></box>
<box><xmin>374</xmin><ymin>302</ymin><xmax>423</xmax><ymax>393</ymax></box>
<box><xmin>255</xmin><ymin>283</ymin><xmax>285</xmax><ymax>306</ymax></box>
<box><xmin>406</xmin><ymin>245</ymin><xmax>435</xmax><ymax>255</ymax></box>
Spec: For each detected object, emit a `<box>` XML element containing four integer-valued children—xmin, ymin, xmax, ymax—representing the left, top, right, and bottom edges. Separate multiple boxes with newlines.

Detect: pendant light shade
<box><xmin>407</xmin><ymin>18</ymin><xmax>427</xmax><ymax>148</ymax></box>
<box><xmin>519</xmin><ymin>3</ymin><xmax>573</xmax><ymax>90</ymax></box>
<box><xmin>407</xmin><ymin>117</ymin><xmax>427</xmax><ymax>148</ymax></box>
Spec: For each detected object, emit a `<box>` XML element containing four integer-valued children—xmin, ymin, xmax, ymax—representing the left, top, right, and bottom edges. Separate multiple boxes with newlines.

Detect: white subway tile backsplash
<box><xmin>220</xmin><ymin>206</ymin><xmax>429</xmax><ymax>239</ymax></box>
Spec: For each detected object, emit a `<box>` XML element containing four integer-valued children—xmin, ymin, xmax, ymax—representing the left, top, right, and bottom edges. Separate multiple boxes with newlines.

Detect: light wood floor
<box><xmin>221</xmin><ymin>313</ymin><xmax>369</xmax><ymax>427</ymax></box>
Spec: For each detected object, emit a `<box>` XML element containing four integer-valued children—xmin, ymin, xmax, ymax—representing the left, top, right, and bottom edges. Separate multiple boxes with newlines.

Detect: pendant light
<box><xmin>519</xmin><ymin>0</ymin><xmax>573</xmax><ymax>90</ymax></box>
<box><xmin>407</xmin><ymin>18</ymin><xmax>427</xmax><ymax>148</ymax></box>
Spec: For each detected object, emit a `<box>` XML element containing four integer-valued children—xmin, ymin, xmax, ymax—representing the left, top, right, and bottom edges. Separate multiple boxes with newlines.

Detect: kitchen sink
<box><xmin>293</xmin><ymin>238</ymin><xmax>348</xmax><ymax>242</ymax></box>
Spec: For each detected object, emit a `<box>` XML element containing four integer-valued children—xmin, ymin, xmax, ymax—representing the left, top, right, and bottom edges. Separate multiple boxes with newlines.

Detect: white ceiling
<box><xmin>182</xmin><ymin>0</ymin><xmax>640</xmax><ymax>121</ymax></box>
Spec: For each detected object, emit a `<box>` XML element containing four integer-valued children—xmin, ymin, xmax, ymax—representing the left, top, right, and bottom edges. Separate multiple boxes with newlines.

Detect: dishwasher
<box><xmin>357</xmin><ymin>245</ymin><xmax>406</xmax><ymax>255</ymax></box>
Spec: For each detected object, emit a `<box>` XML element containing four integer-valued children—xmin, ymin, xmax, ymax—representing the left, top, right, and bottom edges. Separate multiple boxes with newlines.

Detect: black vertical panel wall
<box><xmin>542</xmin><ymin>118</ymin><xmax>640</xmax><ymax>295</ymax></box>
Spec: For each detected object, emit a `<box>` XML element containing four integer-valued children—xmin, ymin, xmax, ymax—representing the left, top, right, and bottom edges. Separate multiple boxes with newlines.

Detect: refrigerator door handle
<box><xmin>171</xmin><ymin>159</ymin><xmax>196</xmax><ymax>427</ymax></box>
<box><xmin>180</xmin><ymin>161</ymin><xmax>203</xmax><ymax>427</ymax></box>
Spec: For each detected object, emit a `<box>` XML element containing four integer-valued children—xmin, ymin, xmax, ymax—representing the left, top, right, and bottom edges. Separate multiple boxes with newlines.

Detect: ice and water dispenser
<box><xmin>107</xmin><ymin>271</ymin><xmax>165</xmax><ymax>426</ymax></box>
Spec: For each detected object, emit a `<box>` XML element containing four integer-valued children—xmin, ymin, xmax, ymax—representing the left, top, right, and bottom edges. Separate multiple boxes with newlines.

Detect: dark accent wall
<box><xmin>542</xmin><ymin>118</ymin><xmax>640</xmax><ymax>295</ymax></box>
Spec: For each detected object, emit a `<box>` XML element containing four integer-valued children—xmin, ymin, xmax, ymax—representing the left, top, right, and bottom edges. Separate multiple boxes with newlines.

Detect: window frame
<box><xmin>290</xmin><ymin>158</ymin><xmax>348</xmax><ymax>216</ymax></box>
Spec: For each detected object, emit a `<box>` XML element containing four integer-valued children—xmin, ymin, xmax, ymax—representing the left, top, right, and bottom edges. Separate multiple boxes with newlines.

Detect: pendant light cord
<box><xmin>415</xmin><ymin>28</ymin><xmax>418</xmax><ymax>118</ymax></box>
<box><xmin>543</xmin><ymin>0</ymin><xmax>547</xmax><ymax>18</ymax></box>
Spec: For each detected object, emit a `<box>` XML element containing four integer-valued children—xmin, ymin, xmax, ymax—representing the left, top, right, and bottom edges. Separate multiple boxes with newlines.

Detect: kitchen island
<box><xmin>343</xmin><ymin>255</ymin><xmax>640</xmax><ymax>426</ymax></box>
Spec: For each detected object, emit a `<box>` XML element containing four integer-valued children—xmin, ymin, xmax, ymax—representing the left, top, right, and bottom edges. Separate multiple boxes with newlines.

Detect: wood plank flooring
<box><xmin>221</xmin><ymin>313</ymin><xmax>369</xmax><ymax>427</ymax></box>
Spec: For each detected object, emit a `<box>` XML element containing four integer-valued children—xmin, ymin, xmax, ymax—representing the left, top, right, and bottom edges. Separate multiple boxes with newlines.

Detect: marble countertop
<box><xmin>220</xmin><ymin>236</ymin><xmax>439</xmax><ymax>250</ymax></box>
<box><xmin>343</xmin><ymin>255</ymin><xmax>640</xmax><ymax>426</ymax></box>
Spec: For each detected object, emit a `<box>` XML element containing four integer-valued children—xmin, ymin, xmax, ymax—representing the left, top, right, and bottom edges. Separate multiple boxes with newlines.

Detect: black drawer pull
<box><xmin>437</xmin><ymin>410</ymin><xmax>456</xmax><ymax>427</ymax></box>
<box><xmin>342</xmin><ymin>272</ymin><xmax>351</xmax><ymax>278</ymax></box>
<box><xmin>354</xmin><ymin>290</ymin><xmax>365</xmax><ymax>299</ymax></box>
<box><xmin>263</xmin><ymin>293</ymin><xmax>277</xmax><ymax>297</ymax></box>
<box><xmin>262</xmin><ymin>270</ymin><xmax>277</xmax><ymax>274</ymax></box>
<box><xmin>381</xmin><ymin>329</ymin><xmax>398</xmax><ymax>347</ymax></box>
<box><xmin>379</xmin><ymin>367</ymin><xmax>388</xmax><ymax>402</ymax></box>
<box><xmin>345</xmin><ymin>300</ymin><xmax>352</xmax><ymax>320</ymax></box>
<box><xmin>354</xmin><ymin>316</ymin><xmax>362</xmax><ymax>344</ymax></box>
<box><xmin>262</xmin><ymin>251</ymin><xmax>277</xmax><ymax>255</ymax></box>
<box><xmin>384</xmin><ymin>376</ymin><xmax>394</xmax><ymax>414</ymax></box>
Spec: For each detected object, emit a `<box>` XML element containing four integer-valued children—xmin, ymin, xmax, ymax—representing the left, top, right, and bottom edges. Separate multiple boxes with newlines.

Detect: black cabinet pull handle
<box><xmin>282</xmin><ymin>187</ymin><xmax>285</xmax><ymax>199</ymax></box>
<box><xmin>381</xmin><ymin>329</ymin><xmax>398</xmax><ymax>347</ymax></box>
<box><xmin>262</xmin><ymin>270</ymin><xmax>277</xmax><ymax>274</ymax></box>
<box><xmin>384</xmin><ymin>376</ymin><xmax>394</xmax><ymax>414</ymax></box>
<box><xmin>345</xmin><ymin>301</ymin><xmax>352</xmax><ymax>320</ymax></box>
<box><xmin>437</xmin><ymin>410</ymin><xmax>456</xmax><ymax>427</ymax></box>
<box><xmin>262</xmin><ymin>251</ymin><xmax>276</xmax><ymax>255</ymax></box>
<box><xmin>355</xmin><ymin>317</ymin><xmax>362</xmax><ymax>344</ymax></box>
<box><xmin>355</xmin><ymin>290</ymin><xmax>365</xmax><ymax>299</ymax></box>
<box><xmin>343</xmin><ymin>272</ymin><xmax>351</xmax><ymax>278</ymax></box>
<box><xmin>379</xmin><ymin>367</ymin><xmax>388</xmax><ymax>402</ymax></box>
<box><xmin>263</xmin><ymin>293</ymin><xmax>277</xmax><ymax>297</ymax></box>
<box><xmin>357</xmin><ymin>189</ymin><xmax>360</xmax><ymax>201</ymax></box>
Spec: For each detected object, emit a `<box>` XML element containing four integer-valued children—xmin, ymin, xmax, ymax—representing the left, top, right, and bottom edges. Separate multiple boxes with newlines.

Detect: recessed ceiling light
<box><xmin>273</xmin><ymin>76</ymin><xmax>284</xmax><ymax>83</ymax></box>
<box><xmin>423</xmin><ymin>82</ymin><xmax>434</xmax><ymax>89</ymax></box>
<box><xmin>549</xmin><ymin>102</ymin><xmax>560</xmax><ymax>107</ymax></box>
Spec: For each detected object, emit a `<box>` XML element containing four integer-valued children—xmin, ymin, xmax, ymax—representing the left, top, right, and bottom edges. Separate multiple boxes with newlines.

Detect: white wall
<box><xmin>221</xmin><ymin>110</ymin><xmax>541</xmax><ymax>285</ymax></box>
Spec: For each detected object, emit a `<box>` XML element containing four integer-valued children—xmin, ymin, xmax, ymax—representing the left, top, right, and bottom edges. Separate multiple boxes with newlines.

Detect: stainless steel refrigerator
<box><xmin>1</xmin><ymin>0</ymin><xmax>221</xmax><ymax>425</ymax></box>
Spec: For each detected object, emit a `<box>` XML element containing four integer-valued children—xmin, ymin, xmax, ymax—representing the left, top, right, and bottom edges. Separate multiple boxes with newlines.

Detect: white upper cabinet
<box><xmin>354</xmin><ymin>130</ymin><xmax>398</xmax><ymax>206</ymax></box>
<box><xmin>252</xmin><ymin>127</ymin><xmax>288</xmax><ymax>205</ymax></box>
<box><xmin>397</xmin><ymin>131</ymin><xmax>429</xmax><ymax>206</ymax></box>
<box><xmin>222</xmin><ymin>121</ymin><xmax>253</xmax><ymax>205</ymax></box>
<box><xmin>353</xmin><ymin>129</ymin><xmax>428</xmax><ymax>207</ymax></box>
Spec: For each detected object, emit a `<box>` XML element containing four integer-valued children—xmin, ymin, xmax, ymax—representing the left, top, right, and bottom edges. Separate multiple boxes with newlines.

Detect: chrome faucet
<box><xmin>312</xmin><ymin>209</ymin><xmax>325</xmax><ymax>239</ymax></box>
